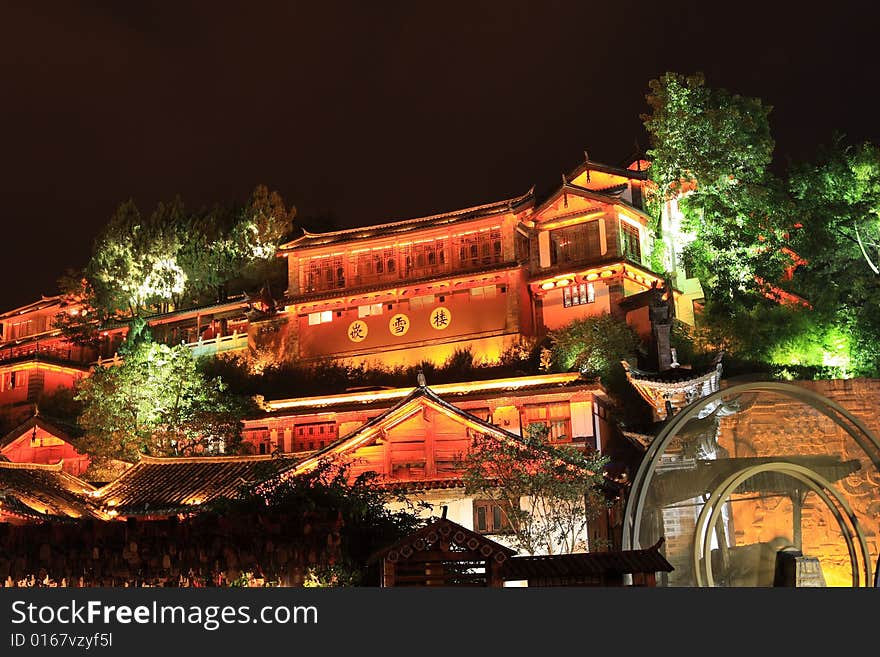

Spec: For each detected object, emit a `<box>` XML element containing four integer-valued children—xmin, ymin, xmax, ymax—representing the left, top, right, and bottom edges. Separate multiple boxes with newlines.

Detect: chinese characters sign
<box><xmin>429</xmin><ymin>306</ymin><xmax>452</xmax><ymax>330</ymax></box>
<box><xmin>349</xmin><ymin>307</ymin><xmax>454</xmax><ymax>342</ymax></box>
<box><xmin>388</xmin><ymin>313</ymin><xmax>410</xmax><ymax>336</ymax></box>
<box><xmin>347</xmin><ymin>320</ymin><xmax>368</xmax><ymax>342</ymax></box>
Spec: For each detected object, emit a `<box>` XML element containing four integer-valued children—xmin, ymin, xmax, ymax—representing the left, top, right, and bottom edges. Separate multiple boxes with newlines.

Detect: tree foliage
<box><xmin>643</xmin><ymin>72</ymin><xmax>793</xmax><ymax>310</ymax></box>
<box><xmin>788</xmin><ymin>138</ymin><xmax>880</xmax><ymax>374</ymax></box>
<box><xmin>82</xmin><ymin>185</ymin><xmax>294</xmax><ymax>319</ymax></box>
<box><xmin>75</xmin><ymin>318</ymin><xmax>255</xmax><ymax>467</ymax></box>
<box><xmin>461</xmin><ymin>424</ymin><xmax>609</xmax><ymax>555</ymax></box>
<box><xmin>549</xmin><ymin>314</ymin><xmax>640</xmax><ymax>389</ymax></box>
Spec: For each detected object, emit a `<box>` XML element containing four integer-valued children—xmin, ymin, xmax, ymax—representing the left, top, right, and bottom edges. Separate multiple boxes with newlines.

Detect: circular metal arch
<box><xmin>691</xmin><ymin>462</ymin><xmax>869</xmax><ymax>588</ymax></box>
<box><xmin>622</xmin><ymin>380</ymin><xmax>880</xmax><ymax>586</ymax></box>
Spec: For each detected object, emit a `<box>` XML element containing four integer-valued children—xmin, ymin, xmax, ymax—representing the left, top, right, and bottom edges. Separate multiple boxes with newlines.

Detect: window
<box><xmin>0</xmin><ymin>370</ymin><xmax>27</xmax><ymax>392</ymax></box>
<box><xmin>409</xmin><ymin>294</ymin><xmax>435</xmax><ymax>310</ymax></box>
<box><xmin>358</xmin><ymin>303</ymin><xmax>383</xmax><ymax>318</ymax></box>
<box><xmin>352</xmin><ymin>248</ymin><xmax>397</xmax><ymax>286</ymax></box>
<box><xmin>466</xmin><ymin>407</ymin><xmax>492</xmax><ymax>423</ymax></box>
<box><xmin>473</xmin><ymin>500</ymin><xmax>513</xmax><ymax>534</ymax></box>
<box><xmin>469</xmin><ymin>285</ymin><xmax>497</xmax><ymax>300</ymax></box>
<box><xmin>401</xmin><ymin>240</ymin><xmax>447</xmax><ymax>277</ymax></box>
<box><xmin>521</xmin><ymin>402</ymin><xmax>572</xmax><ymax>443</ymax></box>
<box><xmin>620</xmin><ymin>222</ymin><xmax>642</xmax><ymax>262</ymax></box>
<box><xmin>455</xmin><ymin>228</ymin><xmax>502</xmax><ymax>270</ymax></box>
<box><xmin>307</xmin><ymin>310</ymin><xmax>333</xmax><ymax>325</ymax></box>
<box><xmin>562</xmin><ymin>282</ymin><xmax>595</xmax><ymax>307</ymax></box>
<box><xmin>551</xmin><ymin>221</ymin><xmax>601</xmax><ymax>265</ymax></box>
<box><xmin>304</xmin><ymin>255</ymin><xmax>346</xmax><ymax>292</ymax></box>
<box><xmin>294</xmin><ymin>422</ymin><xmax>338</xmax><ymax>451</ymax></box>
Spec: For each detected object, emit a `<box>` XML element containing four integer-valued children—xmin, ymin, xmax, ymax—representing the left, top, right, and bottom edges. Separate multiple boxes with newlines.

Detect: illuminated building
<box><xmin>6</xmin><ymin>154</ymin><xmax>875</xmax><ymax>585</ymax></box>
<box><xmin>267</xmin><ymin>157</ymin><xmax>692</xmax><ymax>369</ymax></box>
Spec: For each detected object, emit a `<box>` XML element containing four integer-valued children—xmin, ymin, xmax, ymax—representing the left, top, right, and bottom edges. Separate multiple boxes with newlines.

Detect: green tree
<box><xmin>643</xmin><ymin>72</ymin><xmax>793</xmax><ymax>310</ymax></box>
<box><xmin>549</xmin><ymin>314</ymin><xmax>640</xmax><ymax>383</ymax></box>
<box><xmin>86</xmin><ymin>198</ymin><xmax>189</xmax><ymax>316</ymax></box>
<box><xmin>52</xmin><ymin>270</ymin><xmax>115</xmax><ymax>349</ymax></box>
<box><xmin>75</xmin><ymin>318</ymin><xmax>254</xmax><ymax>467</ymax></box>
<box><xmin>789</xmin><ymin>138</ymin><xmax>880</xmax><ymax>375</ymax></box>
<box><xmin>461</xmin><ymin>424</ymin><xmax>609</xmax><ymax>555</ymax></box>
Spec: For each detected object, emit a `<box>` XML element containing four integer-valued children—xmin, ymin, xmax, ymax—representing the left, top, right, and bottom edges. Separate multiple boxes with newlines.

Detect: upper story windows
<box><xmin>620</xmin><ymin>221</ymin><xmax>642</xmax><ymax>263</ymax></box>
<box><xmin>299</xmin><ymin>227</ymin><xmax>505</xmax><ymax>294</ymax></box>
<box><xmin>306</xmin><ymin>255</ymin><xmax>346</xmax><ymax>292</ymax></box>
<box><xmin>2</xmin><ymin>315</ymin><xmax>53</xmax><ymax>342</ymax></box>
<box><xmin>550</xmin><ymin>222</ymin><xmax>601</xmax><ymax>266</ymax></box>
<box><xmin>0</xmin><ymin>370</ymin><xmax>28</xmax><ymax>392</ymax></box>
<box><xmin>562</xmin><ymin>282</ymin><xmax>595</xmax><ymax>307</ymax></box>
<box><xmin>456</xmin><ymin>228</ymin><xmax>502</xmax><ymax>269</ymax></box>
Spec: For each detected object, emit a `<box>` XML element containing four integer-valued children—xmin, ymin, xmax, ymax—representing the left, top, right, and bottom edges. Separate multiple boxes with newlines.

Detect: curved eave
<box><xmin>279</xmin><ymin>189</ymin><xmax>535</xmax><ymax>252</ymax></box>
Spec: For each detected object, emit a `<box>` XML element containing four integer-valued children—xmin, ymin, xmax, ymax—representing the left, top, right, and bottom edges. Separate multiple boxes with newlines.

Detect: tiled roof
<box><xmin>0</xmin><ymin>461</ymin><xmax>101</xmax><ymax>520</ymax></box>
<box><xmin>624</xmin><ymin>353</ymin><xmax>724</xmax><ymax>386</ymax></box>
<box><xmin>503</xmin><ymin>540</ymin><xmax>673</xmax><ymax>580</ymax></box>
<box><xmin>280</xmin><ymin>189</ymin><xmax>534</xmax><ymax>251</ymax></box>
<box><xmin>370</xmin><ymin>516</ymin><xmax>516</xmax><ymax>564</ymax></box>
<box><xmin>566</xmin><ymin>158</ymin><xmax>649</xmax><ymax>183</ymax></box>
<box><xmin>650</xmin><ymin>456</ymin><xmax>863</xmax><ymax>507</ymax></box>
<box><xmin>93</xmin><ymin>454</ymin><xmax>299</xmax><ymax>516</ymax></box>
<box><xmin>0</xmin><ymin>414</ymin><xmax>80</xmax><ymax>450</ymax></box>
<box><xmin>286</xmin><ymin>383</ymin><xmax>530</xmax><ymax>479</ymax></box>
<box><xmin>0</xmin><ymin>295</ymin><xmax>66</xmax><ymax>321</ymax></box>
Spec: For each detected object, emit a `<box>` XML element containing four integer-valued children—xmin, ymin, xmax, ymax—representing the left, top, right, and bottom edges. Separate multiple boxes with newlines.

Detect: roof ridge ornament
<box><xmin>417</xmin><ymin>369</ymin><xmax>427</xmax><ymax>388</ymax></box>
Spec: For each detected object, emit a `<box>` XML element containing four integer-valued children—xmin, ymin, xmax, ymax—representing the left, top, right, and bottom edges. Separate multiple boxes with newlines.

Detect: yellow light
<box><xmin>600</xmin><ymin>270</ymin><xmax>614</xmax><ymax>278</ymax></box>
<box><xmin>267</xmin><ymin>372</ymin><xmax>584</xmax><ymax>410</ymax></box>
<box><xmin>555</xmin><ymin>279</ymin><xmax>571</xmax><ymax>288</ymax></box>
<box><xmin>541</xmin><ymin>282</ymin><xmax>555</xmax><ymax>290</ymax></box>
<box><xmin>586</xmin><ymin>273</ymin><xmax>599</xmax><ymax>281</ymax></box>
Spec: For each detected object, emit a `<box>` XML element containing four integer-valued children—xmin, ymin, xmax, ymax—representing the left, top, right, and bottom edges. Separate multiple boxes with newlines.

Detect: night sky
<box><xmin>1</xmin><ymin>1</ymin><xmax>878</xmax><ymax>310</ymax></box>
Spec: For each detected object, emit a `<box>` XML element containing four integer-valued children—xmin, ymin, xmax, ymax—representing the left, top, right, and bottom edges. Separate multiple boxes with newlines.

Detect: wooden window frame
<box><xmin>473</xmin><ymin>499</ymin><xmax>513</xmax><ymax>534</ymax></box>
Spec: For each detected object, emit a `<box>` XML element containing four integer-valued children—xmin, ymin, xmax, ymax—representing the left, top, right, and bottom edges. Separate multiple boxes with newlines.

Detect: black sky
<box><xmin>1</xmin><ymin>1</ymin><xmax>878</xmax><ymax>310</ymax></box>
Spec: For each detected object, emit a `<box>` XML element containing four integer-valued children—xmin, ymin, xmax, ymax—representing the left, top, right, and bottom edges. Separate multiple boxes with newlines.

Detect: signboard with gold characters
<box><xmin>347</xmin><ymin>319</ymin><xmax>368</xmax><ymax>342</ymax></box>
<box><xmin>388</xmin><ymin>313</ymin><xmax>410</xmax><ymax>337</ymax></box>
<box><xmin>429</xmin><ymin>306</ymin><xmax>452</xmax><ymax>330</ymax></box>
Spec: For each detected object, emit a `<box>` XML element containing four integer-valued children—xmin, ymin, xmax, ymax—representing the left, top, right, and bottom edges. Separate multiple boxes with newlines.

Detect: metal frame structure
<box><xmin>622</xmin><ymin>381</ymin><xmax>880</xmax><ymax>587</ymax></box>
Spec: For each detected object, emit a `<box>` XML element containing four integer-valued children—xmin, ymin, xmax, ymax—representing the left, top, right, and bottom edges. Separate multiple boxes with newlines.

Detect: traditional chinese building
<box><xmin>0</xmin><ymin>414</ymin><xmax>89</xmax><ymax>477</ymax></box>
<box><xmin>257</xmin><ymin>157</ymin><xmax>697</xmax><ymax>369</ymax></box>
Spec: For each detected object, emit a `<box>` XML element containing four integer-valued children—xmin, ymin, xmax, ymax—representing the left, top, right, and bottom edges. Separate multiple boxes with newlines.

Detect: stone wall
<box><xmin>716</xmin><ymin>379</ymin><xmax>880</xmax><ymax>586</ymax></box>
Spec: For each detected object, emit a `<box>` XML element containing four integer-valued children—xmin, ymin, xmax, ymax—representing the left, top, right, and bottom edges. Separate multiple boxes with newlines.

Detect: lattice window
<box><xmin>304</xmin><ymin>255</ymin><xmax>346</xmax><ymax>292</ymax></box>
<box><xmin>352</xmin><ymin>247</ymin><xmax>397</xmax><ymax>286</ymax></box>
<box><xmin>473</xmin><ymin>500</ymin><xmax>513</xmax><ymax>534</ymax></box>
<box><xmin>620</xmin><ymin>222</ymin><xmax>642</xmax><ymax>262</ymax></box>
<box><xmin>401</xmin><ymin>240</ymin><xmax>448</xmax><ymax>278</ymax></box>
<box><xmin>520</xmin><ymin>402</ymin><xmax>572</xmax><ymax>443</ymax></box>
<box><xmin>455</xmin><ymin>228</ymin><xmax>502</xmax><ymax>270</ymax></box>
<box><xmin>562</xmin><ymin>282</ymin><xmax>595</xmax><ymax>307</ymax></box>
<box><xmin>551</xmin><ymin>221</ymin><xmax>601</xmax><ymax>265</ymax></box>
<box><xmin>294</xmin><ymin>422</ymin><xmax>338</xmax><ymax>452</ymax></box>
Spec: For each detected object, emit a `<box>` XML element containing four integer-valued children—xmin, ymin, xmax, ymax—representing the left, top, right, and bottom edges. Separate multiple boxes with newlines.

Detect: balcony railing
<box><xmin>97</xmin><ymin>331</ymin><xmax>249</xmax><ymax>367</ymax></box>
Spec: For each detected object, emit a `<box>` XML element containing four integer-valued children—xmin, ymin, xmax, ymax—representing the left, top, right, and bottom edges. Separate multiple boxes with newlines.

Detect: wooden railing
<box><xmin>96</xmin><ymin>331</ymin><xmax>249</xmax><ymax>367</ymax></box>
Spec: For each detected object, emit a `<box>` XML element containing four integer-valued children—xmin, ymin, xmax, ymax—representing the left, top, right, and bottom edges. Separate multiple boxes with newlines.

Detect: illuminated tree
<box><xmin>237</xmin><ymin>184</ymin><xmax>296</xmax><ymax>261</ymax></box>
<box><xmin>789</xmin><ymin>138</ymin><xmax>880</xmax><ymax>374</ymax></box>
<box><xmin>643</xmin><ymin>72</ymin><xmax>793</xmax><ymax>310</ymax></box>
<box><xmin>53</xmin><ymin>270</ymin><xmax>112</xmax><ymax>349</ymax></box>
<box><xmin>87</xmin><ymin>198</ymin><xmax>188</xmax><ymax>315</ymax></box>
<box><xmin>75</xmin><ymin>318</ymin><xmax>254</xmax><ymax>467</ymax></box>
<box><xmin>178</xmin><ymin>186</ymin><xmax>295</xmax><ymax>304</ymax></box>
<box><xmin>550</xmin><ymin>314</ymin><xmax>640</xmax><ymax>379</ymax></box>
<box><xmin>461</xmin><ymin>424</ymin><xmax>609</xmax><ymax>555</ymax></box>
